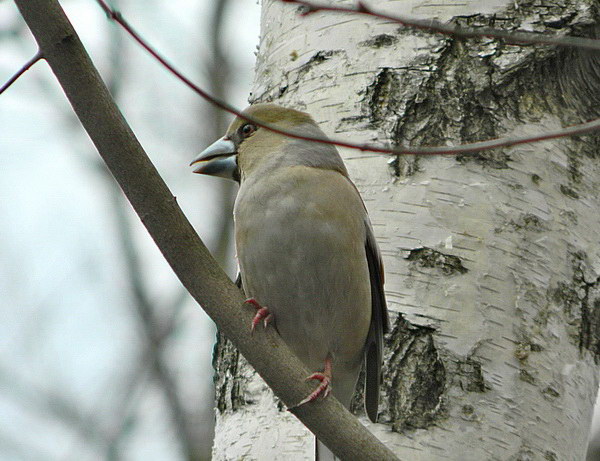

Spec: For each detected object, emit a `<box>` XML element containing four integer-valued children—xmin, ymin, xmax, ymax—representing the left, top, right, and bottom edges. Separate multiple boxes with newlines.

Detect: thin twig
<box><xmin>0</xmin><ymin>50</ymin><xmax>43</xmax><ymax>95</ymax></box>
<box><xmin>94</xmin><ymin>1</ymin><xmax>600</xmax><ymax>155</ymax></box>
<box><xmin>94</xmin><ymin>0</ymin><xmax>600</xmax><ymax>157</ymax></box>
<box><xmin>282</xmin><ymin>0</ymin><xmax>600</xmax><ymax>52</ymax></box>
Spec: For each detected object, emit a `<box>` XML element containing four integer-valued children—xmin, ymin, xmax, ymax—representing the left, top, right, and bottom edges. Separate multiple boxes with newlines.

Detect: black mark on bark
<box><xmin>359</xmin><ymin>34</ymin><xmax>398</xmax><ymax>48</ymax></box>
<box><xmin>382</xmin><ymin>316</ymin><xmax>446</xmax><ymax>431</ymax></box>
<box><xmin>406</xmin><ymin>247</ymin><xmax>468</xmax><ymax>275</ymax></box>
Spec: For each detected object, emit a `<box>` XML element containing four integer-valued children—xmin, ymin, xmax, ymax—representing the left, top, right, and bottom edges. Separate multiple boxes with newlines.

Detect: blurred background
<box><xmin>1</xmin><ymin>0</ymin><xmax>258</xmax><ymax>459</ymax></box>
<box><xmin>2</xmin><ymin>1</ymin><xmax>600</xmax><ymax>460</ymax></box>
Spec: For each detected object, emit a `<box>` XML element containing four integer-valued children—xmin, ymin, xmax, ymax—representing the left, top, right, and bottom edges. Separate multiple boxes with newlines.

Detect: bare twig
<box><xmin>0</xmin><ymin>50</ymin><xmax>43</xmax><ymax>95</ymax></box>
<box><xmin>282</xmin><ymin>0</ymin><xmax>600</xmax><ymax>52</ymax></box>
<box><xmin>93</xmin><ymin>0</ymin><xmax>600</xmax><ymax>158</ymax></box>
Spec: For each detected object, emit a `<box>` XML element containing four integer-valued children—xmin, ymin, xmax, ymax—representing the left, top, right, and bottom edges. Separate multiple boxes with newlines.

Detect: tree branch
<box><xmin>0</xmin><ymin>50</ymin><xmax>43</xmax><ymax>95</ymax></box>
<box><xmin>282</xmin><ymin>0</ymin><xmax>600</xmax><ymax>52</ymax></box>
<box><xmin>13</xmin><ymin>1</ymin><xmax>397</xmax><ymax>459</ymax></box>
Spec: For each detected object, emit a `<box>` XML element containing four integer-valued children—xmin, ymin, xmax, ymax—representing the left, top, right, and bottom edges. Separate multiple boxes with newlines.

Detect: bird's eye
<box><xmin>241</xmin><ymin>123</ymin><xmax>257</xmax><ymax>138</ymax></box>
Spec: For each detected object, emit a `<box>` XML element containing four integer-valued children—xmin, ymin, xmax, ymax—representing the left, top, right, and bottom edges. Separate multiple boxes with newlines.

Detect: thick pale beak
<box><xmin>190</xmin><ymin>137</ymin><xmax>238</xmax><ymax>180</ymax></box>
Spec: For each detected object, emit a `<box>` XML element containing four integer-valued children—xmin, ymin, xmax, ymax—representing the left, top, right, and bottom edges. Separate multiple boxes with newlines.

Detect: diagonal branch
<box><xmin>13</xmin><ymin>1</ymin><xmax>398</xmax><ymax>459</ymax></box>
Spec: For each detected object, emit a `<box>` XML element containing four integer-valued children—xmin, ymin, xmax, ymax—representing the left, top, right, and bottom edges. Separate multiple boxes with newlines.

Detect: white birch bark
<box><xmin>212</xmin><ymin>1</ymin><xmax>600</xmax><ymax>459</ymax></box>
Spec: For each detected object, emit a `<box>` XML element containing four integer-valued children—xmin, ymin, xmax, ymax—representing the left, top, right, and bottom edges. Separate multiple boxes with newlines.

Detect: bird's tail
<box><xmin>315</xmin><ymin>439</ymin><xmax>338</xmax><ymax>461</ymax></box>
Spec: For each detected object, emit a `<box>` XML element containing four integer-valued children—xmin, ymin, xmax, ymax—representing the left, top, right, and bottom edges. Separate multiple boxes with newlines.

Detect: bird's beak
<box><xmin>190</xmin><ymin>137</ymin><xmax>238</xmax><ymax>180</ymax></box>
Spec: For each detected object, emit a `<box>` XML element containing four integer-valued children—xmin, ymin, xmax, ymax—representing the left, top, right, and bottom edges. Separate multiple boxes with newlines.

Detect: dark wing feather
<box><xmin>364</xmin><ymin>220</ymin><xmax>389</xmax><ymax>423</ymax></box>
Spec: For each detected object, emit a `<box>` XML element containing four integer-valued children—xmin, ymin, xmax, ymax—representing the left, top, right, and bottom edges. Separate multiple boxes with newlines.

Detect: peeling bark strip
<box><xmin>214</xmin><ymin>0</ymin><xmax>600</xmax><ymax>459</ymax></box>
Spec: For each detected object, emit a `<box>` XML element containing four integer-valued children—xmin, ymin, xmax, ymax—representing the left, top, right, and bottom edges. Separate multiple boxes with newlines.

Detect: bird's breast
<box><xmin>233</xmin><ymin>166</ymin><xmax>371</xmax><ymax>372</ymax></box>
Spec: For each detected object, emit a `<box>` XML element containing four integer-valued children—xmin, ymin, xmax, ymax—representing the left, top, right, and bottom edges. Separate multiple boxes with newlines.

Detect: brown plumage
<box><xmin>191</xmin><ymin>104</ymin><xmax>389</xmax><ymax>460</ymax></box>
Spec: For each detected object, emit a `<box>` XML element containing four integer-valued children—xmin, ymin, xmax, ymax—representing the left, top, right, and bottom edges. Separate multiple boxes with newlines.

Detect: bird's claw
<box><xmin>295</xmin><ymin>372</ymin><xmax>332</xmax><ymax>407</ymax></box>
<box><xmin>244</xmin><ymin>298</ymin><xmax>273</xmax><ymax>333</ymax></box>
<box><xmin>294</xmin><ymin>355</ymin><xmax>333</xmax><ymax>408</ymax></box>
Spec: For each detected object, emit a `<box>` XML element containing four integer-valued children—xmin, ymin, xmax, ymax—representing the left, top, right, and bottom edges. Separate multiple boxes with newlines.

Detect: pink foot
<box><xmin>295</xmin><ymin>355</ymin><xmax>333</xmax><ymax>407</ymax></box>
<box><xmin>244</xmin><ymin>298</ymin><xmax>273</xmax><ymax>333</ymax></box>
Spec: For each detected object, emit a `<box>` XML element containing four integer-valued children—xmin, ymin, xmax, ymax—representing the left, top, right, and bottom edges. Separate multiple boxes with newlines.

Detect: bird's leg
<box><xmin>296</xmin><ymin>354</ymin><xmax>333</xmax><ymax>407</ymax></box>
<box><xmin>244</xmin><ymin>298</ymin><xmax>273</xmax><ymax>333</ymax></box>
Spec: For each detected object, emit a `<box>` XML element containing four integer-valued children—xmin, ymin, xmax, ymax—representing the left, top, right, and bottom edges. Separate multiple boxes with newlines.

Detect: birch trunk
<box><xmin>212</xmin><ymin>1</ymin><xmax>600</xmax><ymax>459</ymax></box>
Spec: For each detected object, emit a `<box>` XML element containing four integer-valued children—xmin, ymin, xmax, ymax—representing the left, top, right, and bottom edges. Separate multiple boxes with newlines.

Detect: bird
<box><xmin>190</xmin><ymin>103</ymin><xmax>389</xmax><ymax>460</ymax></box>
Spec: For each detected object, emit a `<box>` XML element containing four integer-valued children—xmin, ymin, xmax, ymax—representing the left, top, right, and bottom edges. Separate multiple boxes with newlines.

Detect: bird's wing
<box><xmin>364</xmin><ymin>218</ymin><xmax>389</xmax><ymax>423</ymax></box>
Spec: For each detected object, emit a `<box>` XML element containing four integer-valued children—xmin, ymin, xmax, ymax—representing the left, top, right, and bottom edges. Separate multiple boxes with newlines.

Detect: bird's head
<box><xmin>190</xmin><ymin>103</ymin><xmax>346</xmax><ymax>182</ymax></box>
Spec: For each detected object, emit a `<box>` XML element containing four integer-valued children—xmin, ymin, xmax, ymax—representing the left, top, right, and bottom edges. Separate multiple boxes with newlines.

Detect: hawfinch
<box><xmin>191</xmin><ymin>104</ymin><xmax>388</xmax><ymax>459</ymax></box>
